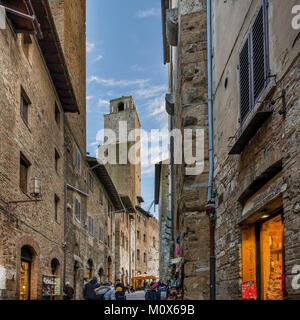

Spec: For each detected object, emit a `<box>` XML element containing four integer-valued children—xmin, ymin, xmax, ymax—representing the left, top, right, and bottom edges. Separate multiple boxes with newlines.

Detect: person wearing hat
<box><xmin>95</xmin><ymin>281</ymin><xmax>116</xmax><ymax>300</ymax></box>
<box><xmin>83</xmin><ymin>276</ymin><xmax>100</xmax><ymax>300</ymax></box>
<box><xmin>145</xmin><ymin>282</ymin><xmax>160</xmax><ymax>300</ymax></box>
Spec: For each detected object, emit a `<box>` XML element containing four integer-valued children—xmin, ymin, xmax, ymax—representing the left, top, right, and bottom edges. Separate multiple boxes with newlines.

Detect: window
<box><xmin>55</xmin><ymin>102</ymin><xmax>61</xmax><ymax>127</ymax></box>
<box><xmin>54</xmin><ymin>194</ymin><xmax>59</xmax><ymax>222</ymax></box>
<box><xmin>21</xmin><ymin>33</ymin><xmax>32</xmax><ymax>60</ymax></box>
<box><xmin>144</xmin><ymin>218</ymin><xmax>147</xmax><ymax>227</ymax></box>
<box><xmin>143</xmin><ymin>234</ymin><xmax>146</xmax><ymax>242</ymax></box>
<box><xmin>88</xmin><ymin>216</ymin><xmax>94</xmax><ymax>236</ymax></box>
<box><xmin>75</xmin><ymin>146</ymin><xmax>81</xmax><ymax>171</ymax></box>
<box><xmin>99</xmin><ymin>190</ymin><xmax>103</xmax><ymax>205</ymax></box>
<box><xmin>137</xmin><ymin>249</ymin><xmax>140</xmax><ymax>261</ymax></box>
<box><xmin>137</xmin><ymin>230</ymin><xmax>140</xmax><ymax>240</ymax></box>
<box><xmin>144</xmin><ymin>252</ymin><xmax>147</xmax><ymax>263</ymax></box>
<box><xmin>88</xmin><ymin>172</ymin><xmax>94</xmax><ymax>192</ymax></box>
<box><xmin>153</xmin><ymin>237</ymin><xmax>156</xmax><ymax>248</ymax></box>
<box><xmin>118</xmin><ymin>102</ymin><xmax>125</xmax><ymax>112</ymax></box>
<box><xmin>126</xmin><ymin>238</ymin><xmax>128</xmax><ymax>250</ymax></box>
<box><xmin>99</xmin><ymin>226</ymin><xmax>104</xmax><ymax>243</ymax></box>
<box><xmin>239</xmin><ymin>0</ymin><xmax>269</xmax><ymax>123</ymax></box>
<box><xmin>108</xmin><ymin>235</ymin><xmax>110</xmax><ymax>247</ymax></box>
<box><xmin>20</xmin><ymin>154</ymin><xmax>30</xmax><ymax>193</ymax></box>
<box><xmin>122</xmin><ymin>233</ymin><xmax>125</xmax><ymax>247</ymax></box>
<box><xmin>55</xmin><ymin>149</ymin><xmax>60</xmax><ymax>173</ymax></box>
<box><xmin>75</xmin><ymin>198</ymin><xmax>81</xmax><ymax>222</ymax></box>
<box><xmin>20</xmin><ymin>89</ymin><xmax>30</xmax><ymax>125</ymax></box>
<box><xmin>137</xmin><ymin>215</ymin><xmax>140</xmax><ymax>223</ymax></box>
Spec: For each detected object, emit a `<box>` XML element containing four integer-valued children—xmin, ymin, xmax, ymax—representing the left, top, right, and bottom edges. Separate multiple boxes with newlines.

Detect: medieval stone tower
<box><xmin>101</xmin><ymin>96</ymin><xmax>142</xmax><ymax>283</ymax></box>
<box><xmin>103</xmin><ymin>96</ymin><xmax>142</xmax><ymax>208</ymax></box>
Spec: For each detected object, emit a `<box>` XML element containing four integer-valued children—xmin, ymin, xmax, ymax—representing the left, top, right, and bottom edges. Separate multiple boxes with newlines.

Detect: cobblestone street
<box><xmin>126</xmin><ymin>291</ymin><xmax>145</xmax><ymax>301</ymax></box>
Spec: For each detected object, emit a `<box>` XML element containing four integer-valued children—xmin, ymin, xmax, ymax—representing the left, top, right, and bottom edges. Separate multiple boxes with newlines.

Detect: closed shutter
<box><xmin>251</xmin><ymin>2</ymin><xmax>269</xmax><ymax>103</ymax></box>
<box><xmin>239</xmin><ymin>37</ymin><xmax>251</xmax><ymax>122</ymax></box>
<box><xmin>75</xmin><ymin>199</ymin><xmax>81</xmax><ymax>221</ymax></box>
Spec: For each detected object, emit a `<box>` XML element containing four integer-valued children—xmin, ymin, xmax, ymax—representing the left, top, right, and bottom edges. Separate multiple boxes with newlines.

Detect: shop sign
<box><xmin>55</xmin><ymin>278</ymin><xmax>61</xmax><ymax>296</ymax></box>
<box><xmin>241</xmin><ymin>281</ymin><xmax>257</xmax><ymax>300</ymax></box>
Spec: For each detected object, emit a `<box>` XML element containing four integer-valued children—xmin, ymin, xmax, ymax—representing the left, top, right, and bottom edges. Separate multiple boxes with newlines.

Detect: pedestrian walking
<box><xmin>115</xmin><ymin>279</ymin><xmax>126</xmax><ymax>300</ymax></box>
<box><xmin>83</xmin><ymin>276</ymin><xmax>100</xmax><ymax>300</ymax></box>
<box><xmin>95</xmin><ymin>281</ymin><xmax>116</xmax><ymax>300</ymax></box>
<box><xmin>63</xmin><ymin>281</ymin><xmax>74</xmax><ymax>300</ymax></box>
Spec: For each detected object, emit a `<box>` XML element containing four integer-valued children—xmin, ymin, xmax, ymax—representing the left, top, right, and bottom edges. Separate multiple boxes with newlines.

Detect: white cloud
<box><xmin>86</xmin><ymin>41</ymin><xmax>95</xmax><ymax>53</ymax></box>
<box><xmin>136</xmin><ymin>8</ymin><xmax>161</xmax><ymax>18</ymax></box>
<box><xmin>133</xmin><ymin>85</ymin><xmax>167</xmax><ymax>100</ymax></box>
<box><xmin>94</xmin><ymin>55</ymin><xmax>103</xmax><ymax>62</ymax></box>
<box><xmin>86</xmin><ymin>96</ymin><xmax>94</xmax><ymax>101</ymax></box>
<box><xmin>131</xmin><ymin>65</ymin><xmax>146</xmax><ymax>72</ymax></box>
<box><xmin>87</xmin><ymin>76</ymin><xmax>150</xmax><ymax>87</ymax></box>
<box><xmin>97</xmin><ymin>98</ymin><xmax>109</xmax><ymax>108</ymax></box>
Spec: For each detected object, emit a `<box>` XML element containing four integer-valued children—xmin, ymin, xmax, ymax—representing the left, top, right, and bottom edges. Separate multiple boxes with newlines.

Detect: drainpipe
<box><xmin>206</xmin><ymin>0</ymin><xmax>216</xmax><ymax>300</ymax></box>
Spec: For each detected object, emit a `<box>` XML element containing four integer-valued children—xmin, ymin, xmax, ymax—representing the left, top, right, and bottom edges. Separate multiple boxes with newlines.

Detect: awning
<box><xmin>120</xmin><ymin>195</ymin><xmax>136</xmax><ymax>213</ymax></box>
<box><xmin>87</xmin><ymin>157</ymin><xmax>124</xmax><ymax>211</ymax></box>
<box><xmin>132</xmin><ymin>276</ymin><xmax>157</xmax><ymax>280</ymax></box>
<box><xmin>1</xmin><ymin>0</ymin><xmax>79</xmax><ymax>114</ymax></box>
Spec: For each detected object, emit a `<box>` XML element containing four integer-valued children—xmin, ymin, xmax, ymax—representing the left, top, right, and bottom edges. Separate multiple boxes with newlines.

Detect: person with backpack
<box><xmin>83</xmin><ymin>276</ymin><xmax>100</xmax><ymax>300</ymax></box>
<box><xmin>95</xmin><ymin>281</ymin><xmax>115</xmax><ymax>300</ymax></box>
<box><xmin>115</xmin><ymin>279</ymin><xmax>126</xmax><ymax>300</ymax></box>
<box><xmin>145</xmin><ymin>282</ymin><xmax>160</xmax><ymax>300</ymax></box>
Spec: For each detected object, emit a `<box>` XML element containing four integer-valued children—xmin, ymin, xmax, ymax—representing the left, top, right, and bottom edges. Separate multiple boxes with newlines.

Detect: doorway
<box><xmin>20</xmin><ymin>246</ymin><xmax>33</xmax><ymax>300</ymax></box>
<box><xmin>242</xmin><ymin>212</ymin><xmax>284</xmax><ymax>300</ymax></box>
<box><xmin>259</xmin><ymin>214</ymin><xmax>283</xmax><ymax>300</ymax></box>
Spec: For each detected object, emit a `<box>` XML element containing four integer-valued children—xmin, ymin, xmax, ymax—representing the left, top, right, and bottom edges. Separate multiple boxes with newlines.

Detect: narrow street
<box><xmin>126</xmin><ymin>291</ymin><xmax>145</xmax><ymax>301</ymax></box>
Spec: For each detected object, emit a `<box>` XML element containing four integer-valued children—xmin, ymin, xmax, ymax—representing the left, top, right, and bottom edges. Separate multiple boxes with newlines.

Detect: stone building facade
<box><xmin>155</xmin><ymin>162</ymin><xmax>172</xmax><ymax>282</ymax></box>
<box><xmin>0</xmin><ymin>0</ymin><xmax>80</xmax><ymax>300</ymax></box>
<box><xmin>100</xmin><ymin>96</ymin><xmax>160</xmax><ymax>287</ymax></box>
<box><xmin>212</xmin><ymin>0</ymin><xmax>300</xmax><ymax>300</ymax></box>
<box><xmin>161</xmin><ymin>0</ymin><xmax>210</xmax><ymax>300</ymax></box>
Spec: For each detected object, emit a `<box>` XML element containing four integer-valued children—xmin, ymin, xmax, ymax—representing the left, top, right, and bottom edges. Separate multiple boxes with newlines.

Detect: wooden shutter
<box><xmin>239</xmin><ymin>37</ymin><xmax>251</xmax><ymax>122</ymax></box>
<box><xmin>251</xmin><ymin>2</ymin><xmax>269</xmax><ymax>103</ymax></box>
<box><xmin>20</xmin><ymin>159</ymin><xmax>28</xmax><ymax>193</ymax></box>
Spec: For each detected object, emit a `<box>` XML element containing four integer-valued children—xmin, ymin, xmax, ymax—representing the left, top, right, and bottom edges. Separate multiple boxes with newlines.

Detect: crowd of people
<box><xmin>62</xmin><ymin>278</ymin><xmax>176</xmax><ymax>300</ymax></box>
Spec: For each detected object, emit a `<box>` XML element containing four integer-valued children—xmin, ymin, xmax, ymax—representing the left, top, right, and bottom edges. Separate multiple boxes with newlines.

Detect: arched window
<box><xmin>118</xmin><ymin>102</ymin><xmax>125</xmax><ymax>112</ymax></box>
<box><xmin>51</xmin><ymin>258</ymin><xmax>60</xmax><ymax>275</ymax></box>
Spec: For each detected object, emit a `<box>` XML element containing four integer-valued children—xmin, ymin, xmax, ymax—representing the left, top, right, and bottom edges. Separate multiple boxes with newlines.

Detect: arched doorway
<box><xmin>20</xmin><ymin>245</ymin><xmax>36</xmax><ymax>300</ymax></box>
<box><xmin>107</xmin><ymin>257</ymin><xmax>112</xmax><ymax>283</ymax></box>
<box><xmin>98</xmin><ymin>267</ymin><xmax>104</xmax><ymax>284</ymax></box>
<box><xmin>73</xmin><ymin>261</ymin><xmax>80</xmax><ymax>299</ymax></box>
<box><xmin>86</xmin><ymin>259</ymin><xmax>93</xmax><ymax>281</ymax></box>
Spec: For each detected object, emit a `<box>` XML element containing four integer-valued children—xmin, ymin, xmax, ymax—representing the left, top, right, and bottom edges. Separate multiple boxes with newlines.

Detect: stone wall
<box><xmin>0</xmin><ymin>20</ymin><xmax>65</xmax><ymax>299</ymax></box>
<box><xmin>169</xmin><ymin>1</ymin><xmax>211</xmax><ymax>300</ymax></box>
<box><xmin>212</xmin><ymin>0</ymin><xmax>300</xmax><ymax>300</ymax></box>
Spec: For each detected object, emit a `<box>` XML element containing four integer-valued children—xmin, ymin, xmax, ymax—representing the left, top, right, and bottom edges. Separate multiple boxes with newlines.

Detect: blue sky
<box><xmin>86</xmin><ymin>0</ymin><xmax>168</xmax><ymax>215</ymax></box>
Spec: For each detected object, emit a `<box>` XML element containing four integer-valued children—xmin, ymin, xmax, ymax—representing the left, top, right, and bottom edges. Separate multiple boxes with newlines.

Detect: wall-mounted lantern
<box><xmin>30</xmin><ymin>177</ymin><xmax>42</xmax><ymax>199</ymax></box>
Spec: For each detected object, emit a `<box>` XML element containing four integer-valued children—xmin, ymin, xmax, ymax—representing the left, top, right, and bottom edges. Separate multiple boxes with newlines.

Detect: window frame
<box><xmin>74</xmin><ymin>146</ymin><xmax>81</xmax><ymax>171</ymax></box>
<box><xmin>20</xmin><ymin>88</ymin><xmax>30</xmax><ymax>126</ymax></box>
<box><xmin>88</xmin><ymin>216</ymin><xmax>94</xmax><ymax>236</ymax></box>
<box><xmin>75</xmin><ymin>198</ymin><xmax>81</xmax><ymax>222</ymax></box>
<box><xmin>238</xmin><ymin>0</ymin><xmax>270</xmax><ymax>124</ymax></box>
<box><xmin>20</xmin><ymin>153</ymin><xmax>30</xmax><ymax>194</ymax></box>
